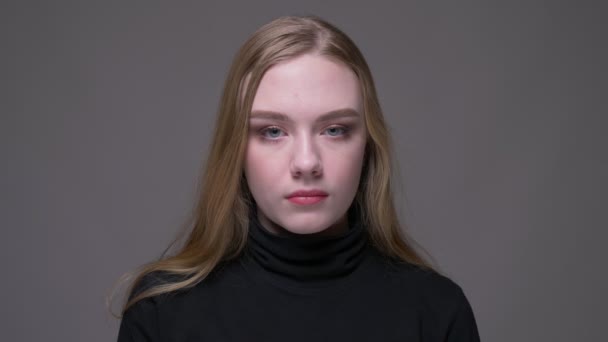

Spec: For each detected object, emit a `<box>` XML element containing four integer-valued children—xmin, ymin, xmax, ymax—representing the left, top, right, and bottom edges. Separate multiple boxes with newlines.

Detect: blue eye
<box><xmin>261</xmin><ymin>127</ymin><xmax>284</xmax><ymax>139</ymax></box>
<box><xmin>326</xmin><ymin>126</ymin><xmax>347</xmax><ymax>136</ymax></box>
<box><xmin>258</xmin><ymin>125</ymin><xmax>350</xmax><ymax>143</ymax></box>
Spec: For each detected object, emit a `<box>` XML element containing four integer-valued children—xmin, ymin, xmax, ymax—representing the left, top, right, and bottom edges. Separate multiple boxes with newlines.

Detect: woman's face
<box><xmin>244</xmin><ymin>53</ymin><xmax>367</xmax><ymax>236</ymax></box>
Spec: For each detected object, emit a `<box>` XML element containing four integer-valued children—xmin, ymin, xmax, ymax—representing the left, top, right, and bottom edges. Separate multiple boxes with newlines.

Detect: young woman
<box><xmin>114</xmin><ymin>15</ymin><xmax>480</xmax><ymax>341</ymax></box>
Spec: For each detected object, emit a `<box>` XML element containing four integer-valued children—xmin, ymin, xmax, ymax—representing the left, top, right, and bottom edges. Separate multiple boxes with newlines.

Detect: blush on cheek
<box><xmin>246</xmin><ymin>154</ymin><xmax>279</xmax><ymax>182</ymax></box>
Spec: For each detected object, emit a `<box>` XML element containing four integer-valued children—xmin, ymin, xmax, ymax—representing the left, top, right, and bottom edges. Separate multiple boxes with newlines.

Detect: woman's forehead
<box><xmin>251</xmin><ymin>54</ymin><xmax>363</xmax><ymax>119</ymax></box>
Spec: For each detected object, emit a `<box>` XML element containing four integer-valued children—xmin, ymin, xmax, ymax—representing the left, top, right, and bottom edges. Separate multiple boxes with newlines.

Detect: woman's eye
<box><xmin>259</xmin><ymin>125</ymin><xmax>349</xmax><ymax>142</ymax></box>
<box><xmin>325</xmin><ymin>126</ymin><xmax>347</xmax><ymax>137</ymax></box>
<box><xmin>260</xmin><ymin>127</ymin><xmax>284</xmax><ymax>140</ymax></box>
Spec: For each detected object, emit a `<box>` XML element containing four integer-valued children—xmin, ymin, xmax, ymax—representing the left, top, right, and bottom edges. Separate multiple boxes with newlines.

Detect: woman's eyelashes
<box><xmin>257</xmin><ymin>125</ymin><xmax>351</xmax><ymax>143</ymax></box>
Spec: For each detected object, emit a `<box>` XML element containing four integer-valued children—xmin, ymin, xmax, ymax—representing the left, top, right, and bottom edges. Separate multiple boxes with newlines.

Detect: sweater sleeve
<box><xmin>116</xmin><ymin>297</ymin><xmax>159</xmax><ymax>342</ymax></box>
<box><xmin>116</xmin><ymin>273</ymin><xmax>166</xmax><ymax>342</ymax></box>
<box><xmin>444</xmin><ymin>289</ymin><xmax>481</xmax><ymax>342</ymax></box>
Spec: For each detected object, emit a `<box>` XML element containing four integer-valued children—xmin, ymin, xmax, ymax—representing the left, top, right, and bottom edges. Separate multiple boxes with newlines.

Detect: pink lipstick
<box><xmin>286</xmin><ymin>189</ymin><xmax>328</xmax><ymax>205</ymax></box>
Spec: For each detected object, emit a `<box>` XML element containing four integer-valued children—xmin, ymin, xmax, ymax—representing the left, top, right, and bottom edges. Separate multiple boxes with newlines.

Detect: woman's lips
<box><xmin>287</xmin><ymin>195</ymin><xmax>328</xmax><ymax>205</ymax></box>
<box><xmin>286</xmin><ymin>189</ymin><xmax>328</xmax><ymax>205</ymax></box>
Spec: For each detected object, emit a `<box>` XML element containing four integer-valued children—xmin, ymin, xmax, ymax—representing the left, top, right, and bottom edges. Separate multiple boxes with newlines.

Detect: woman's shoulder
<box><xmin>370</xmin><ymin>249</ymin><xmax>470</xmax><ymax>309</ymax></box>
<box><xmin>372</xmin><ymin>253</ymin><xmax>480</xmax><ymax>340</ymax></box>
<box><xmin>127</xmin><ymin>270</ymin><xmax>185</xmax><ymax>302</ymax></box>
<box><xmin>127</xmin><ymin>260</ymin><xmax>237</xmax><ymax>302</ymax></box>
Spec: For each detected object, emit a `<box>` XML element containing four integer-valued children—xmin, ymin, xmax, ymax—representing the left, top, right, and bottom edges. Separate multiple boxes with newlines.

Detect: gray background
<box><xmin>2</xmin><ymin>1</ymin><xmax>606</xmax><ymax>341</ymax></box>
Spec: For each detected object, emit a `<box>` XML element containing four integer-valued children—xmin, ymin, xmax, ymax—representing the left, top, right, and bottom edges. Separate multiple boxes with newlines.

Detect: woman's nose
<box><xmin>290</xmin><ymin>135</ymin><xmax>322</xmax><ymax>177</ymax></box>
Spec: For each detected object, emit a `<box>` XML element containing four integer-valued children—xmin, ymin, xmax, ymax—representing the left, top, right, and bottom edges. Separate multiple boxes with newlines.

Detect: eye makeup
<box><xmin>254</xmin><ymin>124</ymin><xmax>353</xmax><ymax>144</ymax></box>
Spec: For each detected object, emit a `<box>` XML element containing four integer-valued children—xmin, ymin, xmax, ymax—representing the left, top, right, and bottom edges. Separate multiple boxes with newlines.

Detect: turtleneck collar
<box><xmin>242</xmin><ymin>202</ymin><xmax>369</xmax><ymax>291</ymax></box>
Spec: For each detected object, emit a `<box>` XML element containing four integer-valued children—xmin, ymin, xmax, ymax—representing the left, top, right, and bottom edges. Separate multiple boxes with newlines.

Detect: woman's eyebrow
<box><xmin>250</xmin><ymin>108</ymin><xmax>360</xmax><ymax>123</ymax></box>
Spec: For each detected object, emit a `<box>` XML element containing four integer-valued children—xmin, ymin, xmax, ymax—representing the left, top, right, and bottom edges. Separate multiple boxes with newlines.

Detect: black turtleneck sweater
<box><xmin>117</xmin><ymin>207</ymin><xmax>480</xmax><ymax>341</ymax></box>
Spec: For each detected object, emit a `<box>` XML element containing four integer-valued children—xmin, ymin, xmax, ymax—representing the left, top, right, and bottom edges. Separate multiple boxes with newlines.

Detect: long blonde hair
<box><xmin>108</xmin><ymin>15</ymin><xmax>436</xmax><ymax>318</ymax></box>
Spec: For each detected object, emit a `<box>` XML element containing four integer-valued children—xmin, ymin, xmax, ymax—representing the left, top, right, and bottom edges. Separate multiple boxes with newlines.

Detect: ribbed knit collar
<box><xmin>243</xmin><ymin>203</ymin><xmax>368</xmax><ymax>290</ymax></box>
